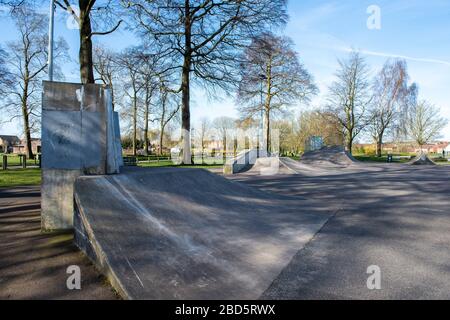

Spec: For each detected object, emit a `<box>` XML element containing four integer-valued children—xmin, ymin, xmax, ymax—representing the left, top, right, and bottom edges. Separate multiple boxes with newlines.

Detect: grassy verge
<box><xmin>354</xmin><ymin>155</ymin><xmax>411</xmax><ymax>163</ymax></box>
<box><xmin>0</xmin><ymin>168</ymin><xmax>41</xmax><ymax>188</ymax></box>
<box><xmin>0</xmin><ymin>154</ymin><xmax>39</xmax><ymax>167</ymax></box>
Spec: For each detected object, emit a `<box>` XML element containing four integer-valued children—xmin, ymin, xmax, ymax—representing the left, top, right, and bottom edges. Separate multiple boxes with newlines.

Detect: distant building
<box><xmin>305</xmin><ymin>136</ymin><xmax>324</xmax><ymax>152</ymax></box>
<box><xmin>354</xmin><ymin>141</ymin><xmax>449</xmax><ymax>155</ymax></box>
<box><xmin>444</xmin><ymin>144</ymin><xmax>450</xmax><ymax>157</ymax></box>
<box><xmin>12</xmin><ymin>138</ymin><xmax>41</xmax><ymax>155</ymax></box>
<box><xmin>0</xmin><ymin>135</ymin><xmax>20</xmax><ymax>154</ymax></box>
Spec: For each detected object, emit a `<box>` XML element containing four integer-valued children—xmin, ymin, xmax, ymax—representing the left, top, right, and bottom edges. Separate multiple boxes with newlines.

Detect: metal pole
<box><xmin>260</xmin><ymin>78</ymin><xmax>265</xmax><ymax>156</ymax></box>
<box><xmin>48</xmin><ymin>0</ymin><xmax>55</xmax><ymax>81</ymax></box>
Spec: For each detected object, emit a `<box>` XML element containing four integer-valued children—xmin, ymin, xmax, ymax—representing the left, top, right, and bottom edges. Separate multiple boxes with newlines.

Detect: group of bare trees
<box><xmin>326</xmin><ymin>52</ymin><xmax>447</xmax><ymax>155</ymax></box>
<box><xmin>1</xmin><ymin>1</ymin><xmax>446</xmax><ymax>160</ymax></box>
<box><xmin>237</xmin><ymin>33</ymin><xmax>318</xmax><ymax>153</ymax></box>
<box><xmin>2</xmin><ymin>0</ymin><xmax>291</xmax><ymax>163</ymax></box>
<box><xmin>0</xmin><ymin>5</ymin><xmax>68</xmax><ymax>159</ymax></box>
<box><xmin>93</xmin><ymin>44</ymin><xmax>180</xmax><ymax>156</ymax></box>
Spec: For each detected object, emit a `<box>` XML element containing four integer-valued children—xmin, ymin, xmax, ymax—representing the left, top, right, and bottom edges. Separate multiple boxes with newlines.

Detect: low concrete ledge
<box><xmin>223</xmin><ymin>149</ymin><xmax>258</xmax><ymax>175</ymax></box>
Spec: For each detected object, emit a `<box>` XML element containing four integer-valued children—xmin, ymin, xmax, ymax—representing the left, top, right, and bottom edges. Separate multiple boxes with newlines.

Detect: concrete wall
<box><xmin>223</xmin><ymin>149</ymin><xmax>258</xmax><ymax>175</ymax></box>
<box><xmin>41</xmin><ymin>81</ymin><xmax>122</xmax><ymax>231</ymax></box>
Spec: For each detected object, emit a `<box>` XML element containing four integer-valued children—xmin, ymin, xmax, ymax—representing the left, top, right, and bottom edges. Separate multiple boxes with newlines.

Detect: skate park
<box><xmin>3</xmin><ymin>83</ymin><xmax>450</xmax><ymax>300</ymax></box>
<box><xmin>43</xmin><ymin>88</ymin><xmax>450</xmax><ymax>301</ymax></box>
<box><xmin>1</xmin><ymin>1</ymin><xmax>449</xmax><ymax>303</ymax></box>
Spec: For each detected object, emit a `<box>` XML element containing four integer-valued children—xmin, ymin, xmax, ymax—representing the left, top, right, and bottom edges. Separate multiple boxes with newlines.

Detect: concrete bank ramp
<box><xmin>74</xmin><ymin>168</ymin><xmax>332</xmax><ymax>300</ymax></box>
<box><xmin>300</xmin><ymin>146</ymin><xmax>358</xmax><ymax>168</ymax></box>
<box><xmin>409</xmin><ymin>153</ymin><xmax>436</xmax><ymax>166</ymax></box>
<box><xmin>246</xmin><ymin>157</ymin><xmax>299</xmax><ymax>175</ymax></box>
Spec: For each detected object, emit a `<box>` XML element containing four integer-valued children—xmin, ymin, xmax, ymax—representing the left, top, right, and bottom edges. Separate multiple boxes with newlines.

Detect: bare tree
<box><xmin>1</xmin><ymin>0</ymin><xmax>123</xmax><ymax>84</ymax></box>
<box><xmin>407</xmin><ymin>100</ymin><xmax>448</xmax><ymax>148</ymax></box>
<box><xmin>196</xmin><ymin>117</ymin><xmax>211</xmax><ymax>162</ymax></box>
<box><xmin>117</xmin><ymin>48</ymin><xmax>144</xmax><ymax>156</ymax></box>
<box><xmin>93</xmin><ymin>45</ymin><xmax>120</xmax><ymax>109</ymax></box>
<box><xmin>54</xmin><ymin>0</ymin><xmax>123</xmax><ymax>83</ymax></box>
<box><xmin>368</xmin><ymin>59</ymin><xmax>409</xmax><ymax>157</ymax></box>
<box><xmin>213</xmin><ymin>116</ymin><xmax>235</xmax><ymax>162</ymax></box>
<box><xmin>327</xmin><ymin>52</ymin><xmax>372</xmax><ymax>154</ymax></box>
<box><xmin>126</xmin><ymin>0</ymin><xmax>288</xmax><ymax>164</ymax></box>
<box><xmin>2</xmin><ymin>7</ymin><xmax>68</xmax><ymax>159</ymax></box>
<box><xmin>156</xmin><ymin>80</ymin><xmax>180</xmax><ymax>156</ymax></box>
<box><xmin>237</xmin><ymin>32</ymin><xmax>317</xmax><ymax>152</ymax></box>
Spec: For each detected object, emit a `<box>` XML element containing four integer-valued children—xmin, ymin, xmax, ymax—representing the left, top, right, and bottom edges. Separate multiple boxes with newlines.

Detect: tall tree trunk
<box><xmin>347</xmin><ymin>136</ymin><xmax>353</xmax><ymax>155</ymax></box>
<box><xmin>79</xmin><ymin>6</ymin><xmax>95</xmax><ymax>84</ymax></box>
<box><xmin>21</xmin><ymin>83</ymin><xmax>33</xmax><ymax>160</ymax></box>
<box><xmin>144</xmin><ymin>89</ymin><xmax>150</xmax><ymax>156</ymax></box>
<box><xmin>376</xmin><ymin>136</ymin><xmax>383</xmax><ymax>158</ymax></box>
<box><xmin>222</xmin><ymin>136</ymin><xmax>227</xmax><ymax>163</ymax></box>
<box><xmin>265</xmin><ymin>109</ymin><xmax>270</xmax><ymax>154</ymax></box>
<box><xmin>132</xmin><ymin>91</ymin><xmax>137</xmax><ymax>156</ymax></box>
<box><xmin>181</xmin><ymin>0</ymin><xmax>192</xmax><ymax>164</ymax></box>
<box><xmin>159</xmin><ymin>123</ymin><xmax>165</xmax><ymax>156</ymax></box>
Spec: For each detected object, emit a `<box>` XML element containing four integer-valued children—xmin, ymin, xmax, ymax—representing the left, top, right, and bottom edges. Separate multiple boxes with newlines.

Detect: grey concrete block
<box><xmin>113</xmin><ymin>112</ymin><xmax>124</xmax><ymax>167</ymax></box>
<box><xmin>41</xmin><ymin>169</ymin><xmax>82</xmax><ymax>230</ymax></box>
<box><xmin>223</xmin><ymin>149</ymin><xmax>258</xmax><ymax>175</ymax></box>
<box><xmin>41</xmin><ymin>81</ymin><xmax>123</xmax><ymax>231</ymax></box>
<box><xmin>80</xmin><ymin>111</ymin><xmax>103</xmax><ymax>173</ymax></box>
<box><xmin>41</xmin><ymin>111</ymin><xmax>82</xmax><ymax>170</ymax></box>
<box><xmin>42</xmin><ymin>81</ymin><xmax>83</xmax><ymax>111</ymax></box>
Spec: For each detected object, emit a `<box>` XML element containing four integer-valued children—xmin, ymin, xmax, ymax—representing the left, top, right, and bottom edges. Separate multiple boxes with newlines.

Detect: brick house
<box><xmin>12</xmin><ymin>138</ymin><xmax>42</xmax><ymax>155</ymax></box>
<box><xmin>0</xmin><ymin>135</ymin><xmax>20</xmax><ymax>153</ymax></box>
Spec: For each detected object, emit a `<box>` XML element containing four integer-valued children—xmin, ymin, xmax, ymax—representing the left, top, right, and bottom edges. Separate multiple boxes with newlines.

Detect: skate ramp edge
<box><xmin>73</xmin><ymin>168</ymin><xmax>332</xmax><ymax>300</ymax></box>
<box><xmin>223</xmin><ymin>149</ymin><xmax>258</xmax><ymax>175</ymax></box>
<box><xmin>301</xmin><ymin>146</ymin><xmax>358</xmax><ymax>167</ymax></box>
<box><xmin>409</xmin><ymin>153</ymin><xmax>436</xmax><ymax>166</ymax></box>
<box><xmin>247</xmin><ymin>157</ymin><xmax>299</xmax><ymax>175</ymax></box>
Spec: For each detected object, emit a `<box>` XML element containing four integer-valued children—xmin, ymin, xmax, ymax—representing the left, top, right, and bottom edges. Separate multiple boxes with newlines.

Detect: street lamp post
<box><xmin>48</xmin><ymin>0</ymin><xmax>55</xmax><ymax>81</ymax></box>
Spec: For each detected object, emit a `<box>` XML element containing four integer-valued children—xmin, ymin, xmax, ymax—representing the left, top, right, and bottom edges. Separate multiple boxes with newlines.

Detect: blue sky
<box><xmin>1</xmin><ymin>0</ymin><xmax>449</xmax><ymax>140</ymax></box>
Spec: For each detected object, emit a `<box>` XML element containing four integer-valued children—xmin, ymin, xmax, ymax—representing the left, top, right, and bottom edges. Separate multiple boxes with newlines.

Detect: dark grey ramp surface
<box><xmin>231</xmin><ymin>165</ymin><xmax>450</xmax><ymax>299</ymax></box>
<box><xmin>300</xmin><ymin>146</ymin><xmax>357</xmax><ymax>168</ymax></box>
<box><xmin>74</xmin><ymin>168</ymin><xmax>334</xmax><ymax>300</ymax></box>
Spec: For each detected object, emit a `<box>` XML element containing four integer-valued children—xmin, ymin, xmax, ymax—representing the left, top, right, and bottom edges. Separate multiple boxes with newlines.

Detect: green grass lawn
<box><xmin>0</xmin><ymin>154</ymin><xmax>40</xmax><ymax>167</ymax></box>
<box><xmin>0</xmin><ymin>169</ymin><xmax>41</xmax><ymax>188</ymax></box>
<box><xmin>354</xmin><ymin>155</ymin><xmax>412</xmax><ymax>163</ymax></box>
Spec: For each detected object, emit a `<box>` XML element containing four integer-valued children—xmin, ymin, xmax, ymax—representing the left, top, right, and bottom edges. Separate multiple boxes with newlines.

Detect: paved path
<box><xmin>231</xmin><ymin>164</ymin><xmax>450</xmax><ymax>299</ymax></box>
<box><xmin>0</xmin><ymin>186</ymin><xmax>117</xmax><ymax>299</ymax></box>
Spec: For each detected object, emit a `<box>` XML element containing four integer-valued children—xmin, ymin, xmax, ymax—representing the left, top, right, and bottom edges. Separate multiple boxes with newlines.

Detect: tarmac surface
<box><xmin>231</xmin><ymin>157</ymin><xmax>450</xmax><ymax>299</ymax></box>
<box><xmin>0</xmin><ymin>186</ymin><xmax>117</xmax><ymax>300</ymax></box>
<box><xmin>2</xmin><ymin>147</ymin><xmax>449</xmax><ymax>300</ymax></box>
<box><xmin>74</xmin><ymin>167</ymin><xmax>335</xmax><ymax>299</ymax></box>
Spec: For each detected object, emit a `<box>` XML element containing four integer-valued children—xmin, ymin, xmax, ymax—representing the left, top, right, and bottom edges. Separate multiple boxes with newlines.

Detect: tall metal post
<box><xmin>48</xmin><ymin>0</ymin><xmax>55</xmax><ymax>81</ymax></box>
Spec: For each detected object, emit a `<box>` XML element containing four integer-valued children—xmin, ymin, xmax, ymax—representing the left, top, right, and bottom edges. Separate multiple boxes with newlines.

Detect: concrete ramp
<box><xmin>246</xmin><ymin>157</ymin><xmax>299</xmax><ymax>176</ymax></box>
<box><xmin>409</xmin><ymin>153</ymin><xmax>436</xmax><ymax>166</ymax></box>
<box><xmin>300</xmin><ymin>146</ymin><xmax>358</xmax><ymax>168</ymax></box>
<box><xmin>74</xmin><ymin>168</ymin><xmax>332</xmax><ymax>299</ymax></box>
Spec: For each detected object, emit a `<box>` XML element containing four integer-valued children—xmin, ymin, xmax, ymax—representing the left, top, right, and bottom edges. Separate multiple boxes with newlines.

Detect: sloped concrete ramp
<box><xmin>409</xmin><ymin>153</ymin><xmax>436</xmax><ymax>165</ymax></box>
<box><xmin>300</xmin><ymin>146</ymin><xmax>358</xmax><ymax>168</ymax></box>
<box><xmin>73</xmin><ymin>168</ymin><xmax>333</xmax><ymax>300</ymax></box>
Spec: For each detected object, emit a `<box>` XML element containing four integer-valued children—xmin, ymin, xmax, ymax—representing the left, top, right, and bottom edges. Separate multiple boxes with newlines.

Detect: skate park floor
<box><xmin>230</xmin><ymin>159</ymin><xmax>450</xmax><ymax>299</ymax></box>
<box><xmin>74</xmin><ymin>167</ymin><xmax>337</xmax><ymax>299</ymax></box>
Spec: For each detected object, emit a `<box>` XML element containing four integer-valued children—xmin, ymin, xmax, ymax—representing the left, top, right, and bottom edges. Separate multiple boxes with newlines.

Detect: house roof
<box><xmin>0</xmin><ymin>135</ymin><xmax>20</xmax><ymax>143</ymax></box>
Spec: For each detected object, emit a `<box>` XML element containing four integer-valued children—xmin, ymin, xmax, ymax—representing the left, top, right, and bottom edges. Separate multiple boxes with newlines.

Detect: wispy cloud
<box><xmin>339</xmin><ymin>47</ymin><xmax>450</xmax><ymax>67</ymax></box>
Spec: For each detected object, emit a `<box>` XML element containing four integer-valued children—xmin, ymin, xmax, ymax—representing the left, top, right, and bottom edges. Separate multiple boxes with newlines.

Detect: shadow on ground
<box><xmin>0</xmin><ymin>186</ymin><xmax>118</xmax><ymax>300</ymax></box>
